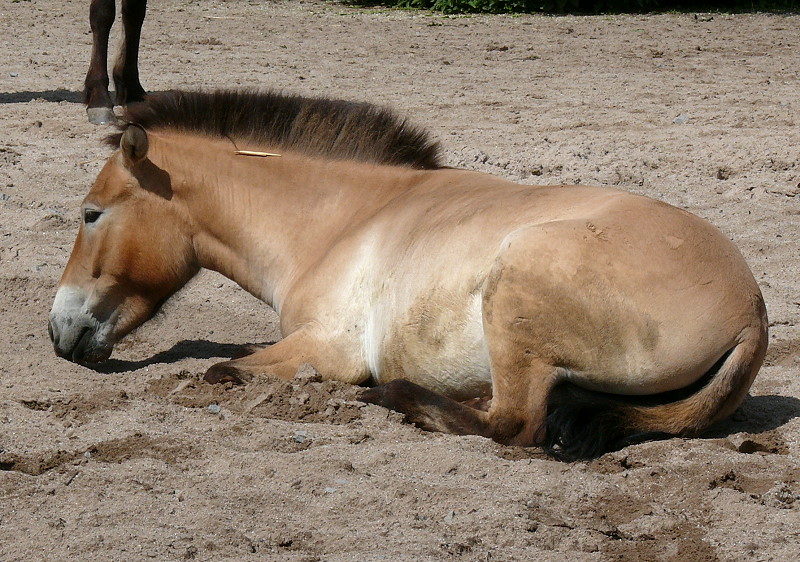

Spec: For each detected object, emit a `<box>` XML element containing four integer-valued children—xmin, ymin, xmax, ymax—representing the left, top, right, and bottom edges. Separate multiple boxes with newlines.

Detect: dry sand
<box><xmin>1</xmin><ymin>1</ymin><xmax>798</xmax><ymax>560</ymax></box>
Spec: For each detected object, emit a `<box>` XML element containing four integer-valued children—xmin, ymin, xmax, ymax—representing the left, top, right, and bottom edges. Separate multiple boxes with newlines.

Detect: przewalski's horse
<box><xmin>84</xmin><ymin>0</ymin><xmax>147</xmax><ymax>124</ymax></box>
<box><xmin>49</xmin><ymin>90</ymin><xmax>768</xmax><ymax>460</ymax></box>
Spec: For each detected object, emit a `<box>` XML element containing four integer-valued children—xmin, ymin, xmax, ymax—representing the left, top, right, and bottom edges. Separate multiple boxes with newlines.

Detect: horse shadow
<box><xmin>90</xmin><ymin>339</ymin><xmax>276</xmax><ymax>374</ymax></box>
<box><xmin>0</xmin><ymin>90</ymin><xmax>83</xmax><ymax>104</ymax></box>
<box><xmin>705</xmin><ymin>393</ymin><xmax>800</xmax><ymax>436</ymax></box>
<box><xmin>0</xmin><ymin>89</ymin><xmax>174</xmax><ymax>106</ymax></box>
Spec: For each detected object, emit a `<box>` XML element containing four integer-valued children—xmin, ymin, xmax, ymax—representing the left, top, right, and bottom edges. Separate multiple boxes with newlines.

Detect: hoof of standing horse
<box><xmin>114</xmin><ymin>81</ymin><xmax>147</xmax><ymax>107</ymax></box>
<box><xmin>203</xmin><ymin>361</ymin><xmax>252</xmax><ymax>385</ymax></box>
<box><xmin>87</xmin><ymin>106</ymin><xmax>117</xmax><ymax>125</ymax></box>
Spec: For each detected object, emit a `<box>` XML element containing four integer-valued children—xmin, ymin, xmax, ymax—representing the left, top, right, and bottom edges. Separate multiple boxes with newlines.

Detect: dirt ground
<box><xmin>1</xmin><ymin>0</ymin><xmax>798</xmax><ymax>560</ymax></box>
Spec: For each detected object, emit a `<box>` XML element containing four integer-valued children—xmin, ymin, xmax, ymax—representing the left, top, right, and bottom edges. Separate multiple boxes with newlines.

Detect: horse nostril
<box><xmin>48</xmin><ymin>319</ymin><xmax>57</xmax><ymax>343</ymax></box>
<box><xmin>71</xmin><ymin>326</ymin><xmax>93</xmax><ymax>363</ymax></box>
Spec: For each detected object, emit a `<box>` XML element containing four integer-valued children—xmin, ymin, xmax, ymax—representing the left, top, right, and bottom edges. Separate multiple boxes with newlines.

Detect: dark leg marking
<box><xmin>84</xmin><ymin>0</ymin><xmax>148</xmax><ymax>124</ymax></box>
<box><xmin>84</xmin><ymin>0</ymin><xmax>116</xmax><ymax>123</ymax></box>
<box><xmin>360</xmin><ymin>379</ymin><xmax>492</xmax><ymax>437</ymax></box>
<box><xmin>113</xmin><ymin>0</ymin><xmax>147</xmax><ymax>105</ymax></box>
<box><xmin>203</xmin><ymin>361</ymin><xmax>251</xmax><ymax>385</ymax></box>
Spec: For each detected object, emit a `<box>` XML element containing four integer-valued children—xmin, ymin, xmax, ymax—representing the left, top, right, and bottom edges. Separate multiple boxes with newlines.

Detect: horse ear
<box><xmin>120</xmin><ymin>125</ymin><xmax>149</xmax><ymax>164</ymax></box>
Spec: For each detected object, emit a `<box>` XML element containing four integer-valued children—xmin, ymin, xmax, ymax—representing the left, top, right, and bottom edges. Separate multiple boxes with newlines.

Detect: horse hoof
<box><xmin>203</xmin><ymin>363</ymin><xmax>249</xmax><ymax>385</ymax></box>
<box><xmin>87</xmin><ymin>107</ymin><xmax>117</xmax><ymax>125</ymax></box>
<box><xmin>358</xmin><ymin>379</ymin><xmax>415</xmax><ymax>409</ymax></box>
<box><xmin>358</xmin><ymin>386</ymin><xmax>389</xmax><ymax>407</ymax></box>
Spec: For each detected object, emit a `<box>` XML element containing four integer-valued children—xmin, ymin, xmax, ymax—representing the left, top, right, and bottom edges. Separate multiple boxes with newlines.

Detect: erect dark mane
<box><xmin>105</xmin><ymin>89</ymin><xmax>443</xmax><ymax>169</ymax></box>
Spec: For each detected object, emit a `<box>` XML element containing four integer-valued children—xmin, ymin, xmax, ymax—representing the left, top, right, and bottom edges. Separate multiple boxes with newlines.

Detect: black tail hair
<box><xmin>541</xmin><ymin>384</ymin><xmax>629</xmax><ymax>461</ymax></box>
<box><xmin>541</xmin><ymin>352</ymin><xmax>728</xmax><ymax>461</ymax></box>
<box><xmin>541</xmin><ymin>383</ymin><xmax>697</xmax><ymax>461</ymax></box>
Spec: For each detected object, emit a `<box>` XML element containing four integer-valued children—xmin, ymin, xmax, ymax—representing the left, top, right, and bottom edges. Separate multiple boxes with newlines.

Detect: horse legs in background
<box><xmin>84</xmin><ymin>0</ymin><xmax>115</xmax><ymax>123</ymax></box>
<box><xmin>84</xmin><ymin>0</ymin><xmax>147</xmax><ymax>124</ymax></box>
<box><xmin>113</xmin><ymin>0</ymin><xmax>147</xmax><ymax>106</ymax></box>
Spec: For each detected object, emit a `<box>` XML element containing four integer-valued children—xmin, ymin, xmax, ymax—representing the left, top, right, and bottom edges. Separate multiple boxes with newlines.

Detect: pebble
<box><xmin>672</xmin><ymin>114</ymin><xmax>689</xmax><ymax>124</ymax></box>
<box><xmin>762</xmin><ymin>482</ymin><xmax>797</xmax><ymax>508</ymax></box>
<box><xmin>207</xmin><ymin>403</ymin><xmax>221</xmax><ymax>414</ymax></box>
<box><xmin>10</xmin><ymin>72</ymin><xmax>19</xmax><ymax>77</ymax></box>
<box><xmin>294</xmin><ymin>430</ymin><xmax>308</xmax><ymax>443</ymax></box>
<box><xmin>294</xmin><ymin>363</ymin><xmax>322</xmax><ymax>382</ymax></box>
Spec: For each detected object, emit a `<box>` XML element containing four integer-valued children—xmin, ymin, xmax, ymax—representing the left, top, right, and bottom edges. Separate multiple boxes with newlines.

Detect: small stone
<box><xmin>207</xmin><ymin>403</ymin><xmax>221</xmax><ymax>414</ymax></box>
<box><xmin>10</xmin><ymin>72</ymin><xmax>19</xmax><ymax>77</ymax></box>
<box><xmin>293</xmin><ymin>430</ymin><xmax>308</xmax><ymax>443</ymax></box>
<box><xmin>294</xmin><ymin>363</ymin><xmax>322</xmax><ymax>382</ymax></box>
<box><xmin>444</xmin><ymin>510</ymin><xmax>456</xmax><ymax>524</ymax></box>
<box><xmin>324</xmin><ymin>487</ymin><xmax>337</xmax><ymax>494</ymax></box>
<box><xmin>673</xmin><ymin>114</ymin><xmax>689</xmax><ymax>124</ymax></box>
<box><xmin>762</xmin><ymin>482</ymin><xmax>797</xmax><ymax>509</ymax></box>
<box><xmin>288</xmin><ymin>392</ymin><xmax>310</xmax><ymax>406</ymax></box>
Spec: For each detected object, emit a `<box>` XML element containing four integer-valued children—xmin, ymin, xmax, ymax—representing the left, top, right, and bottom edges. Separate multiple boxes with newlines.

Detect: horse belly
<box><xmin>369</xmin><ymin>292</ymin><xmax>492</xmax><ymax>401</ymax></box>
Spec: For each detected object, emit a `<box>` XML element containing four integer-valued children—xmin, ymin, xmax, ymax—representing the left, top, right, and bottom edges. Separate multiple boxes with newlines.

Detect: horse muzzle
<box><xmin>49</xmin><ymin>286</ymin><xmax>114</xmax><ymax>364</ymax></box>
<box><xmin>48</xmin><ymin>317</ymin><xmax>113</xmax><ymax>363</ymax></box>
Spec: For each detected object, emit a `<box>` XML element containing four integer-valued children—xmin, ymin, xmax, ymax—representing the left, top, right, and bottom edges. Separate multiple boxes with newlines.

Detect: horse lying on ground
<box><xmin>84</xmin><ymin>0</ymin><xmax>147</xmax><ymax>124</ymax></box>
<box><xmin>49</xmin><ymin>90</ymin><xmax>768</xmax><ymax>460</ymax></box>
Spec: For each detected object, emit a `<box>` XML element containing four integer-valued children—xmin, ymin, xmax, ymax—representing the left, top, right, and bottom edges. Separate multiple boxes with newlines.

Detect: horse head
<box><xmin>49</xmin><ymin>126</ymin><xmax>199</xmax><ymax>363</ymax></box>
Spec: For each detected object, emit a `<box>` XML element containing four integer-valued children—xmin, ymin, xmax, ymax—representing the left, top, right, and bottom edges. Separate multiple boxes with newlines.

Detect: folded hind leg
<box><xmin>361</xmin><ymin>337</ymin><xmax>558</xmax><ymax>447</ymax></box>
<box><xmin>362</xmin><ymin>255</ymin><xmax>561</xmax><ymax>443</ymax></box>
<box><xmin>360</xmin><ymin>380</ymin><xmax>493</xmax><ymax>437</ymax></box>
<box><xmin>362</xmin><ymin>247</ymin><xmax>563</xmax><ymax>445</ymax></box>
<box><xmin>360</xmin><ymin>360</ymin><xmax>559</xmax><ymax>446</ymax></box>
<box><xmin>477</xmin><ymin>244</ymin><xmax>568</xmax><ymax>446</ymax></box>
<box><xmin>481</xmin><ymin>345</ymin><xmax>562</xmax><ymax>446</ymax></box>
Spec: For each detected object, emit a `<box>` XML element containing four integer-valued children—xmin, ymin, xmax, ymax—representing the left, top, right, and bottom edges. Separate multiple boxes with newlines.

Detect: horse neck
<box><xmin>147</xmin><ymin>133</ymin><xmax>417</xmax><ymax>312</ymax></box>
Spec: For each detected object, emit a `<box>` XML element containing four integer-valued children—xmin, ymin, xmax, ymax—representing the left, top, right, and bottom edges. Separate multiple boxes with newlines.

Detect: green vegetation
<box><xmin>350</xmin><ymin>0</ymin><xmax>798</xmax><ymax>13</ymax></box>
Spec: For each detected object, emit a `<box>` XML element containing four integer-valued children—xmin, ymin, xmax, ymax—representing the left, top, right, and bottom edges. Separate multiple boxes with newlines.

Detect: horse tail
<box><xmin>542</xmin><ymin>316</ymin><xmax>768</xmax><ymax>461</ymax></box>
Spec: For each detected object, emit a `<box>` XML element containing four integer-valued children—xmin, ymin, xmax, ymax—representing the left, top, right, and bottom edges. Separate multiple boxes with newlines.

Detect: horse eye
<box><xmin>83</xmin><ymin>209</ymin><xmax>102</xmax><ymax>224</ymax></box>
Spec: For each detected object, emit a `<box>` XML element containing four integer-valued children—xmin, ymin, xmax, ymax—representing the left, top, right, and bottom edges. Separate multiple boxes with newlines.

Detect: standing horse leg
<box><xmin>84</xmin><ymin>0</ymin><xmax>117</xmax><ymax>124</ymax></box>
<box><xmin>112</xmin><ymin>0</ymin><xmax>147</xmax><ymax>106</ymax></box>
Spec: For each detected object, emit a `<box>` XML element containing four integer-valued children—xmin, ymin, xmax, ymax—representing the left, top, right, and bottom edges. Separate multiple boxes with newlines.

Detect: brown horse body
<box><xmin>84</xmin><ymin>0</ymin><xmax>147</xmax><ymax>124</ymax></box>
<box><xmin>50</xmin><ymin>91</ymin><xmax>768</xmax><ymax>459</ymax></box>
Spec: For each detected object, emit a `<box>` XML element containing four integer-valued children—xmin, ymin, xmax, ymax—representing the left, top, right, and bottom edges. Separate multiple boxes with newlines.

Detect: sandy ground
<box><xmin>1</xmin><ymin>0</ymin><xmax>799</xmax><ymax>560</ymax></box>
